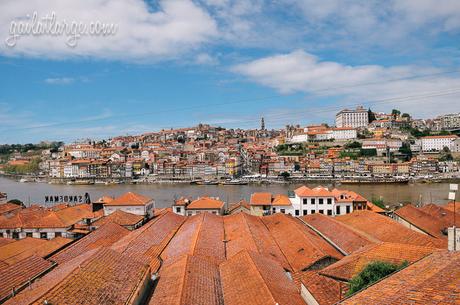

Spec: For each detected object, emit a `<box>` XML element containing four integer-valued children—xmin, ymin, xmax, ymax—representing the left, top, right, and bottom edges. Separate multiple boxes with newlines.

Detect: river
<box><xmin>0</xmin><ymin>176</ymin><xmax>455</xmax><ymax>209</ymax></box>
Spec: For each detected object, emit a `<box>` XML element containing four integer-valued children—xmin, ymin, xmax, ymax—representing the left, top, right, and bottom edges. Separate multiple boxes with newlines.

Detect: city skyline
<box><xmin>1</xmin><ymin>1</ymin><xmax>460</xmax><ymax>143</ymax></box>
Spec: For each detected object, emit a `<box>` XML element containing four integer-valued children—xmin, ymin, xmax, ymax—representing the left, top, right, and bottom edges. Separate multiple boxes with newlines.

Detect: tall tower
<box><xmin>261</xmin><ymin>117</ymin><xmax>265</xmax><ymax>130</ymax></box>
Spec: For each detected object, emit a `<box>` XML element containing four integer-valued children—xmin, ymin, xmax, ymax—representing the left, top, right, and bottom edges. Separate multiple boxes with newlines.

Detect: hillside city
<box><xmin>1</xmin><ymin>107</ymin><xmax>459</xmax><ymax>184</ymax></box>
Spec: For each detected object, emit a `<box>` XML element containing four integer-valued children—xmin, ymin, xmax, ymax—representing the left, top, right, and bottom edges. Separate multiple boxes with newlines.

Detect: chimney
<box><xmin>448</xmin><ymin>227</ymin><xmax>460</xmax><ymax>251</ymax></box>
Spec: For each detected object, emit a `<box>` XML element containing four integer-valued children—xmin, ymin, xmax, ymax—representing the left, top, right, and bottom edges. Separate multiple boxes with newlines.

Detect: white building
<box><xmin>421</xmin><ymin>135</ymin><xmax>458</xmax><ymax>152</ymax></box>
<box><xmin>336</xmin><ymin>106</ymin><xmax>369</xmax><ymax>128</ymax></box>
<box><xmin>331</xmin><ymin>128</ymin><xmax>357</xmax><ymax>140</ymax></box>
<box><xmin>172</xmin><ymin>196</ymin><xmax>224</xmax><ymax>216</ymax></box>
<box><xmin>290</xmin><ymin>186</ymin><xmax>337</xmax><ymax>216</ymax></box>
<box><xmin>103</xmin><ymin>192</ymin><xmax>154</xmax><ymax>218</ymax></box>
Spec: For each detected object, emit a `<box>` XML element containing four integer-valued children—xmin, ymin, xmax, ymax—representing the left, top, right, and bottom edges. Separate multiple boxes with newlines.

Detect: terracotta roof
<box><xmin>295</xmin><ymin>270</ymin><xmax>348</xmax><ymax>305</ymax></box>
<box><xmin>161</xmin><ymin>213</ymin><xmax>225</xmax><ymax>265</ymax></box>
<box><xmin>294</xmin><ymin>185</ymin><xmax>333</xmax><ymax>197</ymax></box>
<box><xmin>262</xmin><ymin>213</ymin><xmax>343</xmax><ymax>271</ymax></box>
<box><xmin>301</xmin><ymin>213</ymin><xmax>375</xmax><ymax>254</ymax></box>
<box><xmin>220</xmin><ymin>250</ymin><xmax>305</xmax><ymax>305</ymax></box>
<box><xmin>421</xmin><ymin>203</ymin><xmax>459</xmax><ymax>227</ymax></box>
<box><xmin>0</xmin><ymin>203</ymin><xmax>22</xmax><ymax>215</ymax></box>
<box><xmin>0</xmin><ymin>237</ymin><xmax>72</xmax><ymax>266</ymax></box>
<box><xmin>174</xmin><ymin>196</ymin><xmax>190</xmax><ymax>206</ymax></box>
<box><xmin>50</xmin><ymin>222</ymin><xmax>129</xmax><ymax>264</ymax></box>
<box><xmin>321</xmin><ymin>242</ymin><xmax>435</xmax><ymax>281</ymax></box>
<box><xmin>0</xmin><ymin>237</ymin><xmax>14</xmax><ymax>248</ymax></box>
<box><xmin>54</xmin><ymin>204</ymin><xmax>99</xmax><ymax>226</ymax></box>
<box><xmin>33</xmin><ymin>248</ymin><xmax>149</xmax><ymax>305</ymax></box>
<box><xmin>115</xmin><ymin>211</ymin><xmax>185</xmax><ymax>265</ymax></box>
<box><xmin>91</xmin><ymin>209</ymin><xmax>144</xmax><ymax>227</ymax></box>
<box><xmin>272</xmin><ymin>194</ymin><xmax>291</xmax><ymax>206</ymax></box>
<box><xmin>443</xmin><ymin>202</ymin><xmax>460</xmax><ymax>213</ymax></box>
<box><xmin>105</xmin><ymin>192</ymin><xmax>152</xmax><ymax>206</ymax></box>
<box><xmin>4</xmin><ymin>249</ymin><xmax>97</xmax><ymax>305</ymax></box>
<box><xmin>340</xmin><ymin>250</ymin><xmax>460</xmax><ymax>304</ymax></box>
<box><xmin>150</xmin><ymin>255</ymin><xmax>223</xmax><ymax>305</ymax></box>
<box><xmin>186</xmin><ymin>197</ymin><xmax>224</xmax><ymax>210</ymax></box>
<box><xmin>336</xmin><ymin>210</ymin><xmax>446</xmax><ymax>248</ymax></box>
<box><xmin>395</xmin><ymin>204</ymin><xmax>448</xmax><ymax>239</ymax></box>
<box><xmin>365</xmin><ymin>201</ymin><xmax>385</xmax><ymax>213</ymax></box>
<box><xmin>227</xmin><ymin>200</ymin><xmax>250</xmax><ymax>213</ymax></box>
<box><xmin>224</xmin><ymin>213</ymin><xmax>291</xmax><ymax>270</ymax></box>
<box><xmin>249</xmin><ymin>192</ymin><xmax>272</xmax><ymax>205</ymax></box>
<box><xmin>0</xmin><ymin>255</ymin><xmax>53</xmax><ymax>302</ymax></box>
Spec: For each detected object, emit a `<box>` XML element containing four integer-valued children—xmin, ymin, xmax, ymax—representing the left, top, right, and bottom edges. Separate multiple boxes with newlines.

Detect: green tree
<box><xmin>391</xmin><ymin>109</ymin><xmax>401</xmax><ymax>118</ymax></box>
<box><xmin>347</xmin><ymin>261</ymin><xmax>408</xmax><ymax>296</ymax></box>
<box><xmin>368</xmin><ymin>109</ymin><xmax>376</xmax><ymax>123</ymax></box>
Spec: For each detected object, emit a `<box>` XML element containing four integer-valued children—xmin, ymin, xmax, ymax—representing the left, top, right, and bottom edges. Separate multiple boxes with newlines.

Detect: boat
<box><xmin>221</xmin><ymin>179</ymin><xmax>248</xmax><ymax>185</ymax></box>
<box><xmin>66</xmin><ymin>180</ymin><xmax>95</xmax><ymax>185</ymax></box>
<box><xmin>195</xmin><ymin>180</ymin><xmax>219</xmax><ymax>185</ymax></box>
<box><xmin>19</xmin><ymin>178</ymin><xmax>30</xmax><ymax>183</ymax></box>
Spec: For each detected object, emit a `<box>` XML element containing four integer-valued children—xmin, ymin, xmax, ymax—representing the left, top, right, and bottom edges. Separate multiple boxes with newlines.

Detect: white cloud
<box><xmin>232</xmin><ymin>50</ymin><xmax>460</xmax><ymax>117</ymax></box>
<box><xmin>0</xmin><ymin>0</ymin><xmax>218</xmax><ymax>61</ymax></box>
<box><xmin>44</xmin><ymin>77</ymin><xmax>74</xmax><ymax>85</ymax></box>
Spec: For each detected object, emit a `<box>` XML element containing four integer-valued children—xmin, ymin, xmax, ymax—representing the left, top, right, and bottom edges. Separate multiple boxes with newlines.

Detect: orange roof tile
<box><xmin>0</xmin><ymin>203</ymin><xmax>22</xmax><ymax>215</ymax></box>
<box><xmin>220</xmin><ymin>250</ymin><xmax>305</xmax><ymax>305</ymax></box>
<box><xmin>295</xmin><ymin>270</ymin><xmax>348</xmax><ymax>305</ymax></box>
<box><xmin>395</xmin><ymin>204</ymin><xmax>448</xmax><ymax>239</ymax></box>
<box><xmin>301</xmin><ymin>213</ymin><xmax>375</xmax><ymax>254</ymax></box>
<box><xmin>227</xmin><ymin>200</ymin><xmax>250</xmax><ymax>213</ymax></box>
<box><xmin>0</xmin><ymin>237</ymin><xmax>72</xmax><ymax>266</ymax></box>
<box><xmin>105</xmin><ymin>192</ymin><xmax>152</xmax><ymax>206</ymax></box>
<box><xmin>249</xmin><ymin>192</ymin><xmax>272</xmax><ymax>205</ymax></box>
<box><xmin>262</xmin><ymin>213</ymin><xmax>343</xmax><ymax>271</ymax></box>
<box><xmin>295</xmin><ymin>185</ymin><xmax>333</xmax><ymax>197</ymax></box>
<box><xmin>224</xmin><ymin>213</ymin><xmax>291</xmax><ymax>270</ymax></box>
<box><xmin>34</xmin><ymin>248</ymin><xmax>149</xmax><ymax>305</ymax></box>
<box><xmin>340</xmin><ymin>251</ymin><xmax>460</xmax><ymax>304</ymax></box>
<box><xmin>91</xmin><ymin>209</ymin><xmax>144</xmax><ymax>228</ymax></box>
<box><xmin>161</xmin><ymin>213</ymin><xmax>225</xmax><ymax>265</ymax></box>
<box><xmin>0</xmin><ymin>237</ymin><xmax>14</xmax><ymax>248</ymax></box>
<box><xmin>321</xmin><ymin>242</ymin><xmax>435</xmax><ymax>281</ymax></box>
<box><xmin>187</xmin><ymin>197</ymin><xmax>224</xmax><ymax>209</ymax></box>
<box><xmin>421</xmin><ymin>203</ymin><xmax>459</xmax><ymax>227</ymax></box>
<box><xmin>443</xmin><ymin>201</ymin><xmax>460</xmax><ymax>213</ymax></box>
<box><xmin>336</xmin><ymin>210</ymin><xmax>446</xmax><ymax>248</ymax></box>
<box><xmin>149</xmin><ymin>255</ymin><xmax>223</xmax><ymax>305</ymax></box>
<box><xmin>272</xmin><ymin>194</ymin><xmax>291</xmax><ymax>206</ymax></box>
<box><xmin>50</xmin><ymin>222</ymin><xmax>129</xmax><ymax>264</ymax></box>
<box><xmin>0</xmin><ymin>255</ymin><xmax>53</xmax><ymax>302</ymax></box>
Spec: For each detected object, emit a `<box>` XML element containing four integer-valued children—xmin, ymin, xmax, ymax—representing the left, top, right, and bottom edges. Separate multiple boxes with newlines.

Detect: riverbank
<box><xmin>0</xmin><ymin>176</ymin><xmax>455</xmax><ymax>209</ymax></box>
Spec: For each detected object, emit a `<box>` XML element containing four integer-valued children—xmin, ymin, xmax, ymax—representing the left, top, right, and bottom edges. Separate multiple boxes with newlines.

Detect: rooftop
<box><xmin>249</xmin><ymin>192</ymin><xmax>272</xmax><ymax>205</ymax></box>
<box><xmin>336</xmin><ymin>210</ymin><xmax>445</xmax><ymax>248</ymax></box>
<box><xmin>91</xmin><ymin>209</ymin><xmax>144</xmax><ymax>228</ymax></box>
<box><xmin>340</xmin><ymin>251</ymin><xmax>460</xmax><ymax>304</ymax></box>
<box><xmin>220</xmin><ymin>250</ymin><xmax>305</xmax><ymax>305</ymax></box>
<box><xmin>186</xmin><ymin>197</ymin><xmax>224</xmax><ymax>210</ymax></box>
<box><xmin>105</xmin><ymin>191</ymin><xmax>153</xmax><ymax>206</ymax></box>
<box><xmin>395</xmin><ymin>204</ymin><xmax>448</xmax><ymax>239</ymax></box>
<box><xmin>320</xmin><ymin>242</ymin><xmax>435</xmax><ymax>281</ymax></box>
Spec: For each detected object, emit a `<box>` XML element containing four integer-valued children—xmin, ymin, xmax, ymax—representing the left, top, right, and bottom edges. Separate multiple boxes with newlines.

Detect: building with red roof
<box><xmin>103</xmin><ymin>192</ymin><xmax>154</xmax><ymax>218</ymax></box>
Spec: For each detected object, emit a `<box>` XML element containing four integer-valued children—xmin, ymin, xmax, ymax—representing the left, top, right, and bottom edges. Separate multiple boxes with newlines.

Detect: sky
<box><xmin>1</xmin><ymin>0</ymin><xmax>460</xmax><ymax>144</ymax></box>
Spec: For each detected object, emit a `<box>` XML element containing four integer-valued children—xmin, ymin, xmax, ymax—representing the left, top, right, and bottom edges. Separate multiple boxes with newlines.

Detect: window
<box><xmin>55</xmin><ymin>232</ymin><xmax>62</xmax><ymax>237</ymax></box>
<box><xmin>311</xmin><ymin>199</ymin><xmax>315</xmax><ymax>205</ymax></box>
<box><xmin>273</xmin><ymin>207</ymin><xmax>276</xmax><ymax>213</ymax></box>
<box><xmin>303</xmin><ymin>198</ymin><xmax>308</xmax><ymax>204</ymax></box>
<box><xmin>327</xmin><ymin>210</ymin><xmax>332</xmax><ymax>216</ymax></box>
<box><xmin>12</xmin><ymin>232</ymin><xmax>19</xmax><ymax>239</ymax></box>
<box><xmin>280</xmin><ymin>209</ymin><xmax>286</xmax><ymax>214</ymax></box>
<box><xmin>346</xmin><ymin>206</ymin><xmax>351</xmax><ymax>214</ymax></box>
<box><xmin>295</xmin><ymin>210</ymin><xmax>299</xmax><ymax>216</ymax></box>
<box><xmin>319</xmin><ymin>199</ymin><xmax>324</xmax><ymax>205</ymax></box>
<box><xmin>212</xmin><ymin>211</ymin><xmax>217</xmax><ymax>214</ymax></box>
<box><xmin>303</xmin><ymin>210</ymin><xmax>308</xmax><ymax>216</ymax></box>
<box><xmin>175</xmin><ymin>207</ymin><xmax>181</xmax><ymax>213</ymax></box>
<box><xmin>40</xmin><ymin>232</ymin><xmax>47</xmax><ymax>239</ymax></box>
<box><xmin>319</xmin><ymin>210</ymin><xmax>324</xmax><ymax>214</ymax></box>
<box><xmin>311</xmin><ymin>210</ymin><xmax>316</xmax><ymax>214</ymax></box>
<box><xmin>327</xmin><ymin>198</ymin><xmax>332</xmax><ymax>204</ymax></box>
<box><xmin>336</xmin><ymin>206</ymin><xmax>340</xmax><ymax>215</ymax></box>
<box><xmin>26</xmin><ymin>232</ymin><xmax>33</xmax><ymax>238</ymax></box>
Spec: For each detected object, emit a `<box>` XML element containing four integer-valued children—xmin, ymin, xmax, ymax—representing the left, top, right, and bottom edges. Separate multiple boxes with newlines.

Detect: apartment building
<box><xmin>336</xmin><ymin>106</ymin><xmax>369</xmax><ymax>128</ymax></box>
<box><xmin>421</xmin><ymin>135</ymin><xmax>458</xmax><ymax>152</ymax></box>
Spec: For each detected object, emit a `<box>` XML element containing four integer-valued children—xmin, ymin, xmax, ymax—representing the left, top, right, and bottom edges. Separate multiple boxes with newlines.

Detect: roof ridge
<box><xmin>190</xmin><ymin>213</ymin><xmax>205</xmax><ymax>256</ymax></box>
<box><xmin>244</xmin><ymin>251</ymin><xmax>278</xmax><ymax>305</ymax></box>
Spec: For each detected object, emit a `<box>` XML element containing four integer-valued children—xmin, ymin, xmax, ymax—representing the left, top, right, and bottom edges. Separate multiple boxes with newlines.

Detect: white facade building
<box><xmin>336</xmin><ymin>106</ymin><xmax>369</xmax><ymax>128</ymax></box>
<box><xmin>421</xmin><ymin>135</ymin><xmax>458</xmax><ymax>152</ymax></box>
<box><xmin>103</xmin><ymin>192</ymin><xmax>154</xmax><ymax>218</ymax></box>
<box><xmin>331</xmin><ymin>128</ymin><xmax>357</xmax><ymax>140</ymax></box>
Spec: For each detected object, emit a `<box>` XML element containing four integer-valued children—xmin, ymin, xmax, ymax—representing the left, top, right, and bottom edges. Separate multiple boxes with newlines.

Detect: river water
<box><xmin>0</xmin><ymin>176</ymin><xmax>455</xmax><ymax>209</ymax></box>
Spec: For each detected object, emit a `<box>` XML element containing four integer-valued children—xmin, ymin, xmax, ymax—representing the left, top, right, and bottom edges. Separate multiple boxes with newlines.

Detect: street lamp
<box><xmin>449</xmin><ymin>184</ymin><xmax>458</xmax><ymax>251</ymax></box>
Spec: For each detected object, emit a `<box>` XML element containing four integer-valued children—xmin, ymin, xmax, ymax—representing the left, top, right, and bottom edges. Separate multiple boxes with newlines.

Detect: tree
<box><xmin>401</xmin><ymin>113</ymin><xmax>410</xmax><ymax>119</ymax></box>
<box><xmin>279</xmin><ymin>172</ymin><xmax>290</xmax><ymax>180</ymax></box>
<box><xmin>347</xmin><ymin>261</ymin><xmax>408</xmax><ymax>296</ymax></box>
<box><xmin>399</xmin><ymin>142</ymin><xmax>413</xmax><ymax>161</ymax></box>
<box><xmin>368</xmin><ymin>109</ymin><xmax>376</xmax><ymax>123</ymax></box>
<box><xmin>345</xmin><ymin>141</ymin><xmax>362</xmax><ymax>149</ymax></box>
<box><xmin>391</xmin><ymin>109</ymin><xmax>401</xmax><ymax>118</ymax></box>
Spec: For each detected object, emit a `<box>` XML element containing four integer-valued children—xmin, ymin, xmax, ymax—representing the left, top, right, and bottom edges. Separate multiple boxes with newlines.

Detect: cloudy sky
<box><xmin>1</xmin><ymin>0</ymin><xmax>460</xmax><ymax>143</ymax></box>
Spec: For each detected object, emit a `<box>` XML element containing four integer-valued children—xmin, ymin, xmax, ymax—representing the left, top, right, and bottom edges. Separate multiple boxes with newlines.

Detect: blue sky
<box><xmin>1</xmin><ymin>0</ymin><xmax>460</xmax><ymax>143</ymax></box>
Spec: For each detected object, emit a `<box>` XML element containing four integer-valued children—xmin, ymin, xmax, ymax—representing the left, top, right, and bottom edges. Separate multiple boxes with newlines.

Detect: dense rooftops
<box><xmin>104</xmin><ymin>191</ymin><xmax>152</xmax><ymax>206</ymax></box>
